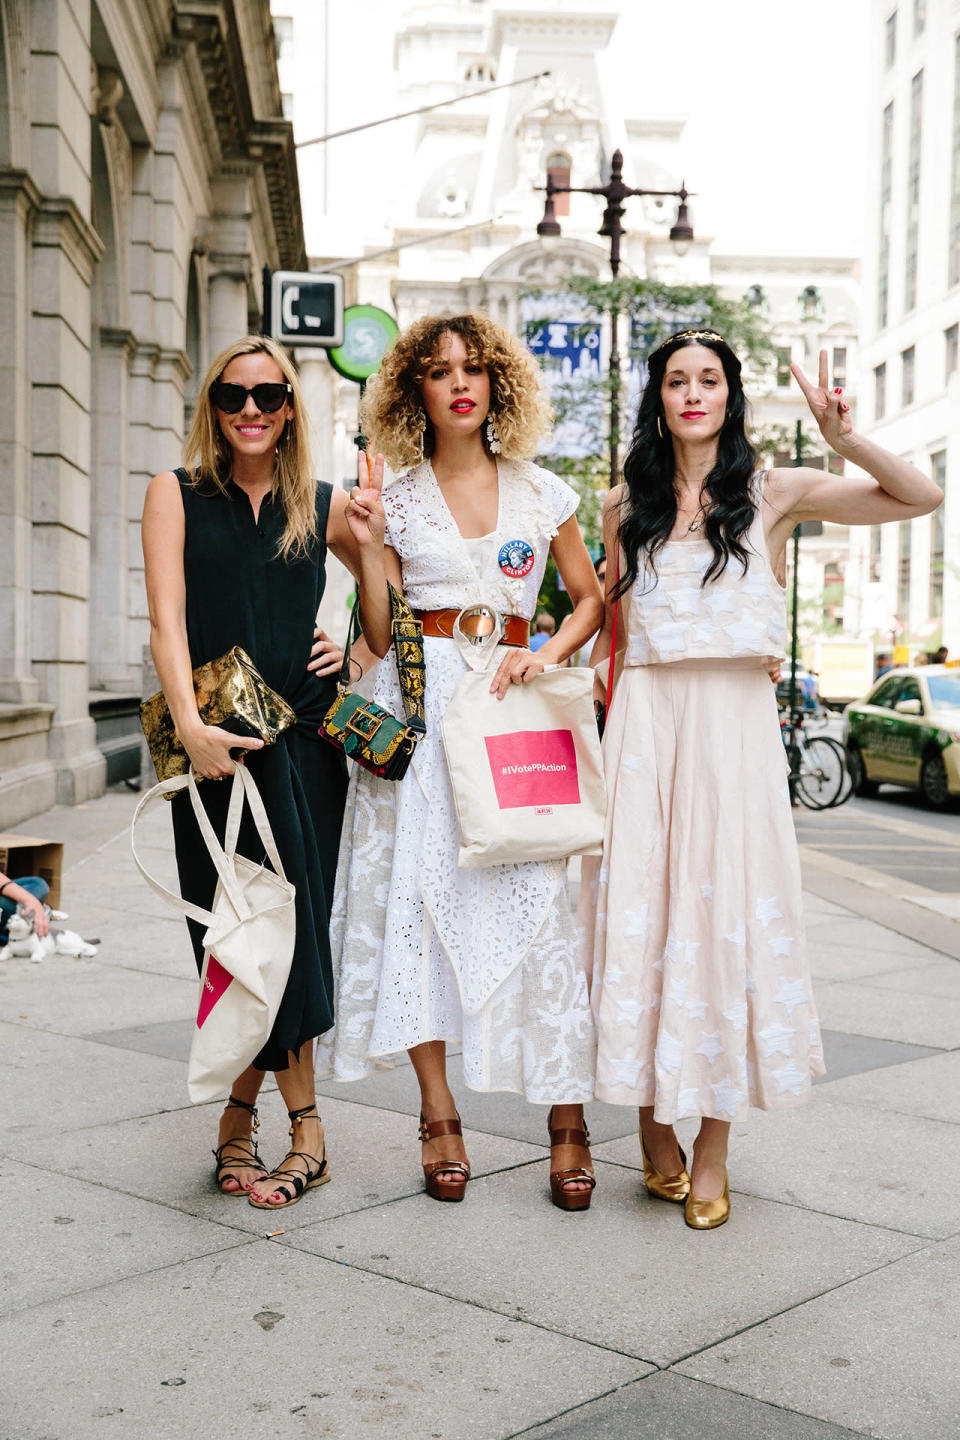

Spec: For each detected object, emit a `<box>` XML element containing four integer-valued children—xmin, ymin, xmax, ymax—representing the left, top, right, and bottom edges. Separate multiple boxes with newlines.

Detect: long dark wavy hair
<box><xmin>615</xmin><ymin>331</ymin><xmax>758</xmax><ymax>597</ymax></box>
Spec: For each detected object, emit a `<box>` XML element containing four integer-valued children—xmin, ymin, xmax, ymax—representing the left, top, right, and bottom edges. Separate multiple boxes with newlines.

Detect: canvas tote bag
<box><xmin>441</xmin><ymin>626</ymin><xmax>606</xmax><ymax>868</ymax></box>
<box><xmin>131</xmin><ymin>764</ymin><xmax>296</xmax><ymax>1102</ymax></box>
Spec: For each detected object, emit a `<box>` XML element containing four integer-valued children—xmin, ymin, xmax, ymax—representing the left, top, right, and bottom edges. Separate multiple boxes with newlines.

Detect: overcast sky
<box><xmin>309</xmin><ymin>0</ymin><xmax>871</xmax><ymax>261</ymax></box>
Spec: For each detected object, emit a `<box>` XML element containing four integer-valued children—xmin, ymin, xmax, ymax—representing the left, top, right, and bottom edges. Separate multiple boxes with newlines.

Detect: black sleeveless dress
<box><xmin>171</xmin><ymin>470</ymin><xmax>348</xmax><ymax>1071</ymax></box>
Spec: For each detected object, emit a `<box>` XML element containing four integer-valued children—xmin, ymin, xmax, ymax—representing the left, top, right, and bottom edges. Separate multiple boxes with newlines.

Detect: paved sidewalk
<box><xmin>1</xmin><ymin>786</ymin><xmax>958</xmax><ymax>1439</ymax></box>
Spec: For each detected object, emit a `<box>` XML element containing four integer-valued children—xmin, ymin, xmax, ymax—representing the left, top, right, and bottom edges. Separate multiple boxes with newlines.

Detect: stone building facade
<box><xmin>0</xmin><ymin>0</ymin><xmax>304</xmax><ymax>826</ymax></box>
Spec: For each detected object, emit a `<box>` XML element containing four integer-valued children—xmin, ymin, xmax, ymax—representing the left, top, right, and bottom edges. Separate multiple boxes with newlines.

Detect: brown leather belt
<box><xmin>415</xmin><ymin>608</ymin><xmax>531</xmax><ymax>648</ymax></box>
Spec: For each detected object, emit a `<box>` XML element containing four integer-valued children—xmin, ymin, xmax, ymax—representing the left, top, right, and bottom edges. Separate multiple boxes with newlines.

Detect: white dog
<box><xmin>2</xmin><ymin>911</ymin><xmax>98</xmax><ymax>963</ymax></box>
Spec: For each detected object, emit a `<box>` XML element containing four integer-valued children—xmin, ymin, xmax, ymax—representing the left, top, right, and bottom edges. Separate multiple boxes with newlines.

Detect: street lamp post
<box><xmin>536</xmin><ymin>148</ymin><xmax>694</xmax><ymax>486</ymax></box>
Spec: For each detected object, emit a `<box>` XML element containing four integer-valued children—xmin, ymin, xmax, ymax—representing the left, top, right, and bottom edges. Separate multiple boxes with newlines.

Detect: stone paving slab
<box><xmin>865</xmin><ymin>959</ymin><xmax>960</xmax><ymax>1001</ymax></box>
<box><xmin>283</xmin><ymin>1160</ymin><xmax>920</xmax><ymax>1368</ymax></box>
<box><xmin>595</xmin><ymin>1100</ymin><xmax>960</xmax><ymax>1240</ymax></box>
<box><xmin>816</xmin><ymin>1029</ymin><xmax>941</xmax><ymax>1083</ymax></box>
<box><xmin>813</xmin><ymin>977</ymin><xmax>960</xmax><ymax>1049</ymax></box>
<box><xmin>817</xmin><ymin>1051</ymin><xmax>960</xmax><ymax>1125</ymax></box>
<box><xmin>67</xmin><ymin>908</ymin><xmax>196</xmax><ymax>979</ymax></box>
<box><xmin>0</xmin><ymin>953</ymin><xmax>195</xmax><ymax>1034</ymax></box>
<box><xmin>0</xmin><ymin>1243</ymin><xmax>651</xmax><ymax>1440</ymax></box>
<box><xmin>4</xmin><ymin>1094</ymin><xmax>544</xmax><ymax>1235</ymax></box>
<box><xmin>0</xmin><ymin>1157</ymin><xmax>248</xmax><ymax>1316</ymax></box>
<box><xmin>674</xmin><ymin>1236</ymin><xmax>960</xmax><ymax>1440</ymax></box>
<box><xmin>510</xmin><ymin>1371</ymin><xmax>869</xmax><ymax>1440</ymax></box>
<box><xmin>0</xmin><ymin>1023</ymin><xmax>186</xmax><ymax>1142</ymax></box>
<box><xmin>801</xmin><ymin>913</ymin><xmax>941</xmax><ymax>957</ymax></box>
<box><xmin>85</xmin><ymin>1015</ymin><xmax>196</xmax><ymax>1061</ymax></box>
<box><xmin>806</xmin><ymin>942</ymin><xmax>945</xmax><ymax>984</ymax></box>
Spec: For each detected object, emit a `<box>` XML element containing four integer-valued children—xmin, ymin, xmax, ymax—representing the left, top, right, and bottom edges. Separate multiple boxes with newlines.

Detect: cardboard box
<box><xmin>0</xmin><ymin>834</ymin><xmax>63</xmax><ymax>908</ymax></box>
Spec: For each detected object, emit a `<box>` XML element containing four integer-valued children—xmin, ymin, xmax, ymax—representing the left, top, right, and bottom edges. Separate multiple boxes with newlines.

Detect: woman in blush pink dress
<box><xmin>586</xmin><ymin>331</ymin><xmax>943</xmax><ymax>1229</ymax></box>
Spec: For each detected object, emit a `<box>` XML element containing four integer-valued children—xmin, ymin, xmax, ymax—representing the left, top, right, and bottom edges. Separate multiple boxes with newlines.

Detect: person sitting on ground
<box><xmin>529</xmin><ymin>612</ymin><xmax>556</xmax><ymax>652</ymax></box>
<box><xmin>0</xmin><ymin>872</ymin><xmax>50</xmax><ymax>941</ymax></box>
<box><xmin>934</xmin><ymin>645</ymin><xmax>949</xmax><ymax>665</ymax></box>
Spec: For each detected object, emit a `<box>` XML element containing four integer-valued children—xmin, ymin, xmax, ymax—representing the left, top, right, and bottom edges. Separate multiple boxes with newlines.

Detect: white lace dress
<box><xmin>316</xmin><ymin>458</ymin><xmax>597</xmax><ymax>1101</ymax></box>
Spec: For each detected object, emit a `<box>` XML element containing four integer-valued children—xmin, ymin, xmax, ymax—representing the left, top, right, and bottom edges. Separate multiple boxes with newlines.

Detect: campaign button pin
<box><xmin>498</xmin><ymin>539</ymin><xmax>535</xmax><ymax>578</ymax></box>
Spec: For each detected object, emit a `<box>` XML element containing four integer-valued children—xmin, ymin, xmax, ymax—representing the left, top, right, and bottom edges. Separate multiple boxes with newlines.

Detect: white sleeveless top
<box><xmin>624</xmin><ymin>473</ymin><xmax>787</xmax><ymax>668</ymax></box>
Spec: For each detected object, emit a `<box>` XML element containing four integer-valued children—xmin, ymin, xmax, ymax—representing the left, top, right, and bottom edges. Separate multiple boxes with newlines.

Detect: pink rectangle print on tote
<box><xmin>197</xmin><ymin>953</ymin><xmax>234</xmax><ymax>1029</ymax></box>
<box><xmin>484</xmin><ymin>729</ymin><xmax>581</xmax><ymax>810</ymax></box>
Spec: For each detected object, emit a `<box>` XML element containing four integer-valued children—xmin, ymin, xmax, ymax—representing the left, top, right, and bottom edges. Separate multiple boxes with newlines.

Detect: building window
<box><xmin>465</xmin><ymin>60</ymin><xmax>496</xmax><ymax>82</ymax></box>
<box><xmin>914</xmin><ymin>0</ymin><xmax>926</xmax><ymax>34</ymax></box>
<box><xmin>776</xmin><ymin>347</ymin><xmax>792</xmax><ymax>387</ymax></box>
<box><xmin>885</xmin><ymin>9</ymin><xmax>897</xmax><ymax>67</ymax></box>
<box><xmin>947</xmin><ymin>323</ymin><xmax>959</xmax><ymax>380</ymax></box>
<box><xmin>930</xmin><ymin>452</ymin><xmax>945</xmax><ymax>616</ymax></box>
<box><xmin>799</xmin><ymin>285</ymin><xmax>822</xmax><ymax>320</ymax></box>
<box><xmin>273</xmin><ymin>15</ymin><xmax>293</xmax><ymax>63</ymax></box>
<box><xmin>901</xmin><ymin>345</ymin><xmax>915</xmax><ymax>406</ymax></box>
<box><xmin>898</xmin><ymin>520</ymin><xmax>912</xmax><ymax>619</ymax></box>
<box><xmin>905</xmin><ymin>70</ymin><xmax>923</xmax><ymax>312</ymax></box>
<box><xmin>745</xmin><ymin>284</ymin><xmax>766</xmax><ymax>311</ymax></box>
<box><xmin>875</xmin><ymin>361</ymin><xmax>887</xmax><ymax>419</ymax></box>
<box><xmin>951</xmin><ymin>34</ymin><xmax>960</xmax><ymax>287</ymax></box>
<box><xmin>832</xmin><ymin>346</ymin><xmax>848</xmax><ymax>388</ymax></box>
<box><xmin>546</xmin><ymin>151</ymin><xmax>571</xmax><ymax>217</ymax></box>
<box><xmin>879</xmin><ymin>102</ymin><xmax>894</xmax><ymax>327</ymax></box>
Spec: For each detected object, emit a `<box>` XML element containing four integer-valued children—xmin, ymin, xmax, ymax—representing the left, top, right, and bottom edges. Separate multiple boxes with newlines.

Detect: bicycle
<box><xmin>779</xmin><ymin>710</ymin><xmax>849</xmax><ymax>809</ymax></box>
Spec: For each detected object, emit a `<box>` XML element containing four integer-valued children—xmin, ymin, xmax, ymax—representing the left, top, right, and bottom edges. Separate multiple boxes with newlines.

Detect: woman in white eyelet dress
<box><xmin>584</xmin><ymin>331</ymin><xmax>944</xmax><ymax>1229</ymax></box>
<box><xmin>317</xmin><ymin>314</ymin><xmax>604</xmax><ymax>1207</ymax></box>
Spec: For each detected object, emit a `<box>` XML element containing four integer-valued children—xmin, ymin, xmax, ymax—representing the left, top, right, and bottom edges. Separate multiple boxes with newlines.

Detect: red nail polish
<box><xmin>833</xmin><ymin>387</ymin><xmax>842</xmax><ymax>394</ymax></box>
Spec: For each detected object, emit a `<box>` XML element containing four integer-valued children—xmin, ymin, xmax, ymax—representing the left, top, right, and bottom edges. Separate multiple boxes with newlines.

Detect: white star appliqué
<box><xmin>774</xmin><ymin>978</ymin><xmax>807</xmax><ymax>1016</ymax></box>
<box><xmin>769</xmin><ymin>933</ymin><xmax>795</xmax><ymax>958</ymax></box>
<box><xmin>726</xmin><ymin>615</ymin><xmax>767</xmax><ymax>647</ymax></box>
<box><xmin>722</xmin><ymin>999</ymin><xmax>748</xmax><ymax>1032</ymax></box>
<box><xmin>700</xmin><ymin>881</ymin><xmax>714</xmax><ymax>900</ymax></box>
<box><xmin>624</xmin><ymin>906</ymin><xmax>649</xmax><ymax>940</ymax></box>
<box><xmin>755</xmin><ymin>896</ymin><xmax>782</xmax><ymax>929</ymax></box>
<box><xmin>608</xmin><ymin>1050</ymin><xmax>645</xmax><ymax>1088</ymax></box>
<box><xmin>622</xmin><ymin>753</ymin><xmax>643</xmax><ymax>773</ymax></box>
<box><xmin>809</xmin><ymin>1018</ymin><xmax>821</xmax><ymax>1048</ymax></box>
<box><xmin>705</xmin><ymin>589</ymin><xmax>736</xmax><ymax>615</ymax></box>
<box><xmin>655</xmin><ymin>1029</ymin><xmax>684</xmax><ymax>1073</ymax></box>
<box><xmin>614</xmin><ymin>995</ymin><xmax>649</xmax><ymax>1027</ymax></box>
<box><xmin>725</xmin><ymin>922</ymin><xmax>747</xmax><ymax>950</ymax></box>
<box><xmin>685</xmin><ymin>996</ymin><xmax>710</xmax><ymax>1021</ymax></box>
<box><xmin>604</xmin><ymin>963</ymin><xmax>626</xmax><ymax>986</ymax></box>
<box><xmin>680</xmin><ymin>940</ymin><xmax>701</xmax><ymax>968</ymax></box>
<box><xmin>772</xmin><ymin>1060</ymin><xmax>808</xmax><ymax>1097</ymax></box>
<box><xmin>710</xmin><ymin>1075</ymin><xmax>744</xmax><ymax>1117</ymax></box>
<box><xmin>670</xmin><ymin>587</ymin><xmax>702</xmax><ymax>617</ymax></box>
<box><xmin>664</xmin><ymin>932</ymin><xmax>683</xmax><ymax>961</ymax></box>
<box><xmin>676</xmin><ymin>1086</ymin><xmax>701</xmax><ymax>1118</ymax></box>
<box><xmin>665</xmin><ymin>975</ymin><xmax>687</xmax><ymax>1006</ymax></box>
<box><xmin>696</xmin><ymin>1030</ymin><xmax>724</xmax><ymax>1064</ymax></box>
<box><xmin>758</xmin><ymin>1021</ymin><xmax>796</xmax><ymax>1057</ymax></box>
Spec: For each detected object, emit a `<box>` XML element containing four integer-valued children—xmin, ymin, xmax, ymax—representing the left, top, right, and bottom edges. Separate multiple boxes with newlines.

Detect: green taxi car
<box><xmin>843</xmin><ymin>666</ymin><xmax>960</xmax><ymax>808</ymax></box>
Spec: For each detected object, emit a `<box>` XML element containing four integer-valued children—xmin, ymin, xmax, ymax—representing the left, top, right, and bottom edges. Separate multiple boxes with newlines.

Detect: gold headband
<box><xmin>664</xmin><ymin>328</ymin><xmax>725</xmax><ymax>346</ymax></box>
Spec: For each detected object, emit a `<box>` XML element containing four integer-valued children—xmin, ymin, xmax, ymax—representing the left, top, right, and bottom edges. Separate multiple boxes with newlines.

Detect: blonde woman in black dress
<box><xmin>143</xmin><ymin>336</ymin><xmax>390</xmax><ymax>1208</ymax></box>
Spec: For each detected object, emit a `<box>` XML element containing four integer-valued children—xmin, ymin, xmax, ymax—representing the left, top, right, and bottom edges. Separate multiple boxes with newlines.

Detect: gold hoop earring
<box><xmin>656</xmin><ymin>416</ymin><xmax>665</xmax><ymax>439</ymax></box>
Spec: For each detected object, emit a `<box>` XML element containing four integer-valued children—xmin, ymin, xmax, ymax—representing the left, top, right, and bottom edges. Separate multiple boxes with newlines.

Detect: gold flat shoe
<box><xmin>639</xmin><ymin>1130</ymin><xmax>691</xmax><ymax>1203</ymax></box>
<box><xmin>684</xmin><ymin>1171</ymin><xmax>730</xmax><ymax>1230</ymax></box>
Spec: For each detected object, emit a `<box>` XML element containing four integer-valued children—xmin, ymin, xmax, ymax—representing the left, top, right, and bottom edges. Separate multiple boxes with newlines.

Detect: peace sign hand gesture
<box><xmin>791</xmin><ymin>349</ymin><xmax>854</xmax><ymax>453</ymax></box>
<box><xmin>345</xmin><ymin>450</ymin><xmax>386</xmax><ymax>549</ymax></box>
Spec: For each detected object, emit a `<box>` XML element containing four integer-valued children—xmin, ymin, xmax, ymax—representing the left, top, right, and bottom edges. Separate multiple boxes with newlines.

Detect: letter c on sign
<box><xmin>281</xmin><ymin>283</ymin><xmax>299</xmax><ymax>332</ymax></box>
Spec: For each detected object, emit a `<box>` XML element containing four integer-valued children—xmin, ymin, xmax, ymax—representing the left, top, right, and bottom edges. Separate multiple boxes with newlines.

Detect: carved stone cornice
<box><xmin>172</xmin><ymin>2</ymin><xmax>305</xmax><ymax>271</ymax></box>
<box><xmin>0</xmin><ymin>168</ymin><xmax>42</xmax><ymax>215</ymax></box>
<box><xmin>99</xmin><ymin>325</ymin><xmax>138</xmax><ymax>358</ymax></box>
<box><xmin>248</xmin><ymin>119</ymin><xmax>306</xmax><ymax>270</ymax></box>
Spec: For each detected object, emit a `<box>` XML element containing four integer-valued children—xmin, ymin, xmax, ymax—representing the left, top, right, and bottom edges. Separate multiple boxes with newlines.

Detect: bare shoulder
<box><xmin>142</xmin><ymin>469</ymin><xmax>185</xmax><ymax>522</ymax></box>
<box><xmin>602</xmin><ymin>483</ymin><xmax>627</xmax><ymax>517</ymax></box>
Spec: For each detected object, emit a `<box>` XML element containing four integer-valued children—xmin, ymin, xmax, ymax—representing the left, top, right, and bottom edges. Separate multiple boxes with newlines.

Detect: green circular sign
<box><xmin>327</xmin><ymin>305</ymin><xmax>399</xmax><ymax>383</ymax></box>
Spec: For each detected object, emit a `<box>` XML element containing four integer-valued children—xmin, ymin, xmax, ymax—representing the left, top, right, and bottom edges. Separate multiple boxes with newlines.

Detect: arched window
<box><xmin>546</xmin><ymin>150</ymin><xmax>571</xmax><ymax>217</ymax></box>
<box><xmin>465</xmin><ymin>60</ymin><xmax>496</xmax><ymax>83</ymax></box>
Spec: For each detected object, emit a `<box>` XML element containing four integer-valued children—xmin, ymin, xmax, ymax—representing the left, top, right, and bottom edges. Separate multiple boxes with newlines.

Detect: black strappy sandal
<box><xmin>212</xmin><ymin>1095</ymin><xmax>268</xmax><ymax>1196</ymax></box>
<box><xmin>247</xmin><ymin>1103</ymin><xmax>331</xmax><ymax>1209</ymax></box>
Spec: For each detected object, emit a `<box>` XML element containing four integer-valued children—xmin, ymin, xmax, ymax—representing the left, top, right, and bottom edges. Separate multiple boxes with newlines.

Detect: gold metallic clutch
<box><xmin>140</xmin><ymin>646</ymin><xmax>296</xmax><ymax>795</ymax></box>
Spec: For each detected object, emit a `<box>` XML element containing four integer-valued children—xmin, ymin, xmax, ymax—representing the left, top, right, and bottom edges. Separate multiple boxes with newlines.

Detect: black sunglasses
<box><xmin>210</xmin><ymin>381</ymin><xmax>293</xmax><ymax>414</ymax></box>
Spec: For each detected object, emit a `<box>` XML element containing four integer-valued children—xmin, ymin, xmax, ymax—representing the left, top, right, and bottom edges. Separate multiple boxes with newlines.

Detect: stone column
<box><xmin>90</xmin><ymin>326</ymin><xmax>135</xmax><ymax>691</ymax></box>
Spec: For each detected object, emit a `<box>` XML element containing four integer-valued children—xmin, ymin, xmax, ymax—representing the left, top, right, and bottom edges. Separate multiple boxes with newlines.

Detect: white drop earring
<box><xmin>485</xmin><ymin>413</ymin><xmax>501</xmax><ymax>454</ymax></box>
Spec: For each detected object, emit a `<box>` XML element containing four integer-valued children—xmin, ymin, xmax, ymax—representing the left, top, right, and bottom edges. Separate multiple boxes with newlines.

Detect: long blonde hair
<box><xmin>362</xmin><ymin>312</ymin><xmax>552</xmax><ymax>471</ymax></box>
<box><xmin>184</xmin><ymin>335</ymin><xmax>316</xmax><ymax>560</ymax></box>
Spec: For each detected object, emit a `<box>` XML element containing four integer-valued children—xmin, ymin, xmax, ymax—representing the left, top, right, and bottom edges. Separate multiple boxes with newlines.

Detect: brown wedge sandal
<box><xmin>248</xmin><ymin>1104</ymin><xmax>331</xmax><ymax>1210</ymax></box>
<box><xmin>212</xmin><ymin>1094</ymin><xmax>269</xmax><ymax>1196</ymax></box>
<box><xmin>419</xmin><ymin>1114</ymin><xmax>471</xmax><ymax>1202</ymax></box>
<box><xmin>547</xmin><ymin>1107</ymin><xmax>596</xmax><ymax>1212</ymax></box>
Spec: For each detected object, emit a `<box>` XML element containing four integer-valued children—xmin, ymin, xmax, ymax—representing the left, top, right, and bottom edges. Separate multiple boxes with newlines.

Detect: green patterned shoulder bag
<box><xmin>318</xmin><ymin>584</ymin><xmax>426</xmax><ymax>780</ymax></box>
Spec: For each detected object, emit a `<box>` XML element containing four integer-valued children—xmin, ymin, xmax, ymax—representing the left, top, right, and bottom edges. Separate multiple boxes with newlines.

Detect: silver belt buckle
<box><xmin>453</xmin><ymin>603</ymin><xmax>504</xmax><ymax>647</ymax></box>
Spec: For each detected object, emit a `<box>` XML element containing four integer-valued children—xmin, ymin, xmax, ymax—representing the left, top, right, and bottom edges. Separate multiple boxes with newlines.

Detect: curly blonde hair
<box><xmin>184</xmin><ymin>336</ymin><xmax>316</xmax><ymax>560</ymax></box>
<box><xmin>361</xmin><ymin>313</ymin><xmax>552</xmax><ymax>470</ymax></box>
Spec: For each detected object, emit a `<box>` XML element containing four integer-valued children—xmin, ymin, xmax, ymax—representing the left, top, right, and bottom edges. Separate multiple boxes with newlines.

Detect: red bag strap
<box><xmin>605</xmin><ymin>549</ymin><xmax>620</xmax><ymax>711</ymax></box>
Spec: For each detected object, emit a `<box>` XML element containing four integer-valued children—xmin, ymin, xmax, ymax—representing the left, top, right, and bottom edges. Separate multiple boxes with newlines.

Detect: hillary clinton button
<box><xmin>498</xmin><ymin>539</ymin><xmax>535</xmax><ymax>578</ymax></box>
